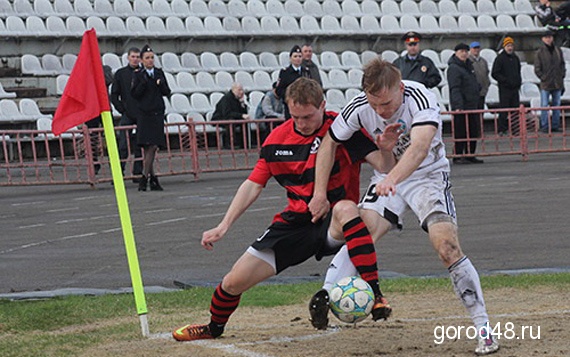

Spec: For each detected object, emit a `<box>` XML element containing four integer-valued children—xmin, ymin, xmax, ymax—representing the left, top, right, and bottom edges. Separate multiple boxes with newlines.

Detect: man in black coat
<box><xmin>110</xmin><ymin>47</ymin><xmax>143</xmax><ymax>181</ymax></box>
<box><xmin>393</xmin><ymin>32</ymin><xmax>442</xmax><ymax>89</ymax></box>
<box><xmin>212</xmin><ymin>82</ymin><xmax>250</xmax><ymax>149</ymax></box>
<box><xmin>276</xmin><ymin>45</ymin><xmax>310</xmax><ymax>119</ymax></box>
<box><xmin>491</xmin><ymin>37</ymin><xmax>522</xmax><ymax>135</ymax></box>
<box><xmin>301</xmin><ymin>44</ymin><xmax>322</xmax><ymax>87</ymax></box>
<box><xmin>447</xmin><ymin>43</ymin><xmax>483</xmax><ymax>164</ymax></box>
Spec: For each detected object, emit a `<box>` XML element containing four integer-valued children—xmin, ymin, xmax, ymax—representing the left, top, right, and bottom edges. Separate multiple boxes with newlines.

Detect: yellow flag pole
<box><xmin>100</xmin><ymin>110</ymin><xmax>149</xmax><ymax>337</ymax></box>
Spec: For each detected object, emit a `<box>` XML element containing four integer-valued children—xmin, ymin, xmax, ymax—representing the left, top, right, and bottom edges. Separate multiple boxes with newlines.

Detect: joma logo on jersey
<box><xmin>275</xmin><ymin>149</ymin><xmax>294</xmax><ymax>156</ymax></box>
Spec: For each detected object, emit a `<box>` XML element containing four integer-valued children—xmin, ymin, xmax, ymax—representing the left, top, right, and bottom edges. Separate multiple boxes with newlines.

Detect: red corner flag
<box><xmin>52</xmin><ymin>29</ymin><xmax>110</xmax><ymax>135</ymax></box>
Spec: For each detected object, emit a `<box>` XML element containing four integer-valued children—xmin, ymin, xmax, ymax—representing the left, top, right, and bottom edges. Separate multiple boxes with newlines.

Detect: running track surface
<box><xmin>1</xmin><ymin>153</ymin><xmax>569</xmax><ymax>294</ymax></box>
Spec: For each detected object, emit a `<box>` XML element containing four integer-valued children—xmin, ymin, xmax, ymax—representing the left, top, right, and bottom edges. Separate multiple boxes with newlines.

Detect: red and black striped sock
<box><xmin>208</xmin><ymin>284</ymin><xmax>241</xmax><ymax>337</ymax></box>
<box><xmin>343</xmin><ymin>217</ymin><xmax>383</xmax><ymax>297</ymax></box>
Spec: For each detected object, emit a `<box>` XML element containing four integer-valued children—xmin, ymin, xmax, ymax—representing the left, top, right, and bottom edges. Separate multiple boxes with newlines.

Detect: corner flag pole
<box><xmin>100</xmin><ymin>110</ymin><xmax>149</xmax><ymax>337</ymax></box>
<box><xmin>51</xmin><ymin>28</ymin><xmax>149</xmax><ymax>337</ymax></box>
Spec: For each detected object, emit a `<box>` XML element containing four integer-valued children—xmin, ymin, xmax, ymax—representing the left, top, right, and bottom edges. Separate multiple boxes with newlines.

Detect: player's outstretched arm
<box><xmin>309</xmin><ymin>133</ymin><xmax>339</xmax><ymax>223</ymax></box>
<box><xmin>201</xmin><ymin>179</ymin><xmax>264</xmax><ymax>250</ymax></box>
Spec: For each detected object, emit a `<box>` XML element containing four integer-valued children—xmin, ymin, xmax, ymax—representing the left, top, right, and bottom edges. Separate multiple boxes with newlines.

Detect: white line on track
<box><xmin>18</xmin><ymin>223</ymin><xmax>45</xmax><ymax>229</ymax></box>
<box><xmin>0</xmin><ymin>232</ymin><xmax>97</xmax><ymax>254</ymax></box>
<box><xmin>144</xmin><ymin>208</ymin><xmax>175</xmax><ymax>214</ymax></box>
<box><xmin>193</xmin><ymin>212</ymin><xmax>226</xmax><ymax>218</ymax></box>
<box><xmin>258</xmin><ymin>196</ymin><xmax>281</xmax><ymax>201</ymax></box>
<box><xmin>73</xmin><ymin>196</ymin><xmax>101</xmax><ymax>201</ymax></box>
<box><xmin>47</xmin><ymin>207</ymin><xmax>80</xmax><ymax>213</ymax></box>
<box><xmin>101</xmin><ymin>227</ymin><xmax>122</xmax><ymax>234</ymax></box>
<box><xmin>56</xmin><ymin>214</ymin><xmax>117</xmax><ymax>224</ymax></box>
<box><xmin>11</xmin><ymin>201</ymin><xmax>46</xmax><ymax>206</ymax></box>
<box><xmin>146</xmin><ymin>217</ymin><xmax>187</xmax><ymax>226</ymax></box>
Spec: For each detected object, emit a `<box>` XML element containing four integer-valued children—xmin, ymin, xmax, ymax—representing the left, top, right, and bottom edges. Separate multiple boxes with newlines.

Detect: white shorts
<box><xmin>358</xmin><ymin>171</ymin><xmax>457</xmax><ymax>231</ymax></box>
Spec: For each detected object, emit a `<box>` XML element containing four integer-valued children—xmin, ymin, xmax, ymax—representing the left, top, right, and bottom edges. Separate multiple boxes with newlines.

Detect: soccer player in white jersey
<box><xmin>308</xmin><ymin>58</ymin><xmax>499</xmax><ymax>356</ymax></box>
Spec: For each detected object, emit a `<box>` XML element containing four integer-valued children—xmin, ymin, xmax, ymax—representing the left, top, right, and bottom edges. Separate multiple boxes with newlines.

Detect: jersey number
<box><xmin>362</xmin><ymin>184</ymin><xmax>379</xmax><ymax>203</ymax></box>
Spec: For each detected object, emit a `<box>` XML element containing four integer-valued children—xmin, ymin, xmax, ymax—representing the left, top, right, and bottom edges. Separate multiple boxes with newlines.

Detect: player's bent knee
<box><xmin>222</xmin><ymin>272</ymin><xmax>248</xmax><ymax>296</ymax></box>
<box><xmin>332</xmin><ymin>200</ymin><xmax>359</xmax><ymax>222</ymax></box>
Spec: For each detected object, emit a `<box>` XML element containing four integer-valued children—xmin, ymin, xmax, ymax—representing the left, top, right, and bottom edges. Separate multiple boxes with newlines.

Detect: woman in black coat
<box><xmin>447</xmin><ymin>43</ymin><xmax>483</xmax><ymax>164</ymax></box>
<box><xmin>131</xmin><ymin>45</ymin><xmax>171</xmax><ymax>191</ymax></box>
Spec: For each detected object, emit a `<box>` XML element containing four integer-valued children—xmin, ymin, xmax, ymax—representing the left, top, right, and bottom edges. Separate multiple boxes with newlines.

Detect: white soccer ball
<box><xmin>329</xmin><ymin>276</ymin><xmax>375</xmax><ymax>324</ymax></box>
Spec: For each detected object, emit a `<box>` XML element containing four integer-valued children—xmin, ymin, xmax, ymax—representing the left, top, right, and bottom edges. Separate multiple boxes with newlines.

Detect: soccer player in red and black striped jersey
<box><xmin>173</xmin><ymin>78</ymin><xmax>392</xmax><ymax>341</ymax></box>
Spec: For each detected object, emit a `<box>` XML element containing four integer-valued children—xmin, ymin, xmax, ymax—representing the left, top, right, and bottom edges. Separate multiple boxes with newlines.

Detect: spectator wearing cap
<box><xmin>447</xmin><ymin>43</ymin><xmax>484</xmax><ymax>164</ymax></box>
<box><xmin>392</xmin><ymin>31</ymin><xmax>442</xmax><ymax>88</ymax></box>
<box><xmin>131</xmin><ymin>44</ymin><xmax>171</xmax><ymax>191</ymax></box>
<box><xmin>301</xmin><ymin>44</ymin><xmax>323</xmax><ymax>87</ymax></box>
<box><xmin>468</xmin><ymin>42</ymin><xmax>491</xmax><ymax>111</ymax></box>
<box><xmin>491</xmin><ymin>36</ymin><xmax>522</xmax><ymax>135</ymax></box>
<box><xmin>276</xmin><ymin>45</ymin><xmax>310</xmax><ymax>119</ymax></box>
<box><xmin>534</xmin><ymin>30</ymin><xmax>566</xmax><ymax>132</ymax></box>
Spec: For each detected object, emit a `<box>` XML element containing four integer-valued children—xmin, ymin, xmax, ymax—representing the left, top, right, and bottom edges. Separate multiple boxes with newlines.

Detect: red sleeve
<box><xmin>247</xmin><ymin>158</ymin><xmax>272</xmax><ymax>187</ymax></box>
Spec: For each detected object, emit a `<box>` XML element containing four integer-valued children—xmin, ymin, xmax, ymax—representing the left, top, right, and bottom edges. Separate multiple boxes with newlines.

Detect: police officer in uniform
<box><xmin>276</xmin><ymin>45</ymin><xmax>310</xmax><ymax>119</ymax></box>
<box><xmin>393</xmin><ymin>31</ymin><xmax>442</xmax><ymax>89</ymax></box>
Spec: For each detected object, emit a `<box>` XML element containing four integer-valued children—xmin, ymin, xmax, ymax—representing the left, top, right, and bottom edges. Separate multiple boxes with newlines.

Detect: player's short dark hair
<box><xmin>286</xmin><ymin>77</ymin><xmax>323</xmax><ymax>109</ymax></box>
<box><xmin>361</xmin><ymin>58</ymin><xmax>401</xmax><ymax>94</ymax></box>
<box><xmin>127</xmin><ymin>47</ymin><xmax>140</xmax><ymax>55</ymax></box>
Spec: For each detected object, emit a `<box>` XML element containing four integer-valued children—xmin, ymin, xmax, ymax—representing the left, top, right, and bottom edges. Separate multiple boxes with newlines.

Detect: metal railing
<box><xmin>1</xmin><ymin>106</ymin><xmax>568</xmax><ymax>187</ymax></box>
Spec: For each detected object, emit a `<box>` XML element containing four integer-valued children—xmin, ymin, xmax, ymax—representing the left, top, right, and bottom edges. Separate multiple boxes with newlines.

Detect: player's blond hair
<box><xmin>286</xmin><ymin>77</ymin><xmax>323</xmax><ymax>109</ymax></box>
<box><xmin>361</xmin><ymin>58</ymin><xmax>402</xmax><ymax>94</ymax></box>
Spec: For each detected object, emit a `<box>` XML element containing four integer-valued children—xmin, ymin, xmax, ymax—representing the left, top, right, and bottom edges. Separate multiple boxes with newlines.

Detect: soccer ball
<box><xmin>329</xmin><ymin>276</ymin><xmax>375</xmax><ymax>324</ymax></box>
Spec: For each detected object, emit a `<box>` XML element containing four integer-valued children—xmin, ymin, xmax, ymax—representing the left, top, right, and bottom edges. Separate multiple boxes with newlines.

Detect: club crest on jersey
<box><xmin>396</xmin><ymin>119</ymin><xmax>407</xmax><ymax>133</ymax></box>
<box><xmin>310</xmin><ymin>137</ymin><xmax>321</xmax><ymax>154</ymax></box>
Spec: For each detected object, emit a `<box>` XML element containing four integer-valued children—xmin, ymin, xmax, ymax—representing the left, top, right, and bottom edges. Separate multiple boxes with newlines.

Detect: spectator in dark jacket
<box><xmin>448</xmin><ymin>43</ymin><xmax>483</xmax><ymax>164</ymax></box>
<box><xmin>212</xmin><ymin>82</ymin><xmax>250</xmax><ymax>149</ymax></box>
<box><xmin>393</xmin><ymin>32</ymin><xmax>442</xmax><ymax>89</ymax></box>
<box><xmin>301</xmin><ymin>44</ymin><xmax>322</xmax><ymax>87</ymax></box>
<box><xmin>491</xmin><ymin>37</ymin><xmax>522</xmax><ymax>135</ymax></box>
<box><xmin>111</xmin><ymin>47</ymin><xmax>143</xmax><ymax>181</ymax></box>
<box><xmin>534</xmin><ymin>30</ymin><xmax>566</xmax><ymax>132</ymax></box>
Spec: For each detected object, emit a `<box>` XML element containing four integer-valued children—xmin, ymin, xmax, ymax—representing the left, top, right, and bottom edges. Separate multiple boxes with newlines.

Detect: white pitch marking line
<box><xmin>153</xmin><ymin>325</ymin><xmax>340</xmax><ymax>357</ymax></box>
<box><xmin>235</xmin><ymin>328</ymin><xmax>340</xmax><ymax>346</ymax></box>
<box><xmin>191</xmin><ymin>341</ymin><xmax>274</xmax><ymax>357</ymax></box>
